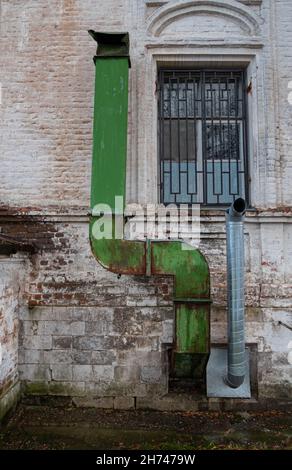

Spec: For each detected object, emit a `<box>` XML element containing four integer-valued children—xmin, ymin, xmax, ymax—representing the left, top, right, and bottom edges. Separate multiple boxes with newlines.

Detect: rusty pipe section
<box><xmin>225</xmin><ymin>198</ymin><xmax>246</xmax><ymax>388</ymax></box>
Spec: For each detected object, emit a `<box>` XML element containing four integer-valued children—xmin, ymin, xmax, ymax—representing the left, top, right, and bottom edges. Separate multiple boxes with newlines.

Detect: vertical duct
<box><xmin>88</xmin><ymin>31</ymin><xmax>211</xmax><ymax>383</ymax></box>
<box><xmin>225</xmin><ymin>198</ymin><xmax>246</xmax><ymax>388</ymax></box>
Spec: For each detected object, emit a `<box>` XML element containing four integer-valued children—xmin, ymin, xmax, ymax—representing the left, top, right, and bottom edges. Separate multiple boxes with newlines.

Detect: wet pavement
<box><xmin>0</xmin><ymin>404</ymin><xmax>291</xmax><ymax>450</ymax></box>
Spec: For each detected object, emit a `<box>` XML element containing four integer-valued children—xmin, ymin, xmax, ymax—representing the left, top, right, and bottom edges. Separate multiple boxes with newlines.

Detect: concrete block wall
<box><xmin>0</xmin><ymin>0</ymin><xmax>291</xmax><ymax>411</ymax></box>
<box><xmin>19</xmin><ymin>303</ymin><xmax>168</xmax><ymax>397</ymax></box>
<box><xmin>19</xmin><ymin>300</ymin><xmax>172</xmax><ymax>398</ymax></box>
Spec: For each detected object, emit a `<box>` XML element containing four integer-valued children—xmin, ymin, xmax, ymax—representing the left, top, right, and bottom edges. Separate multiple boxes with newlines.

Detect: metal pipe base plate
<box><xmin>207</xmin><ymin>348</ymin><xmax>251</xmax><ymax>398</ymax></box>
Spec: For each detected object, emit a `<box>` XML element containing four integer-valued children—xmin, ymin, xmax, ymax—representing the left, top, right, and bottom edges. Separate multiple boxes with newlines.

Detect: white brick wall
<box><xmin>0</xmin><ymin>0</ymin><xmax>127</xmax><ymax>207</ymax></box>
<box><xmin>0</xmin><ymin>1</ymin><xmax>290</xmax><ymax>210</ymax></box>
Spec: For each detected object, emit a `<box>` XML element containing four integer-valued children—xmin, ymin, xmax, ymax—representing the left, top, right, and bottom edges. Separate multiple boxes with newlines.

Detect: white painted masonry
<box><xmin>0</xmin><ymin>1</ymin><xmax>291</xmax><ymax>412</ymax></box>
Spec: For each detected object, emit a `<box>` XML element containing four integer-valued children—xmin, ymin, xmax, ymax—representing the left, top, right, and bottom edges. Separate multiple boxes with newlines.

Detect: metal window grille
<box><xmin>158</xmin><ymin>70</ymin><xmax>249</xmax><ymax>206</ymax></box>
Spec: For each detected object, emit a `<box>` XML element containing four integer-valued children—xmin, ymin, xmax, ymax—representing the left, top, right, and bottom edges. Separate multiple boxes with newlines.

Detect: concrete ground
<box><xmin>0</xmin><ymin>402</ymin><xmax>291</xmax><ymax>450</ymax></box>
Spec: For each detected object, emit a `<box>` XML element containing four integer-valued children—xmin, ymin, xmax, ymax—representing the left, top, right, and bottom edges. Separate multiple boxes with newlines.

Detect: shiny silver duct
<box><xmin>225</xmin><ymin>198</ymin><xmax>246</xmax><ymax>388</ymax></box>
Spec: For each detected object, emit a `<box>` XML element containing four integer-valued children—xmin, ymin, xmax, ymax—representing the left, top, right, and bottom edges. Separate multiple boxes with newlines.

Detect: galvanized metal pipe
<box><xmin>225</xmin><ymin>198</ymin><xmax>246</xmax><ymax>388</ymax></box>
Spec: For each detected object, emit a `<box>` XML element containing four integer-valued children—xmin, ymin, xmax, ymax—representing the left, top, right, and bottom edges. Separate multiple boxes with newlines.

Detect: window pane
<box><xmin>205</xmin><ymin>122</ymin><xmax>240</xmax><ymax>160</ymax></box>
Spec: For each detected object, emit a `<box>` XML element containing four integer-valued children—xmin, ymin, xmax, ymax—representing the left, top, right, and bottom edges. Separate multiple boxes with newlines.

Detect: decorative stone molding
<box><xmin>147</xmin><ymin>0</ymin><xmax>263</xmax><ymax>38</ymax></box>
<box><xmin>145</xmin><ymin>1</ymin><xmax>169</xmax><ymax>6</ymax></box>
<box><xmin>145</xmin><ymin>1</ymin><xmax>262</xmax><ymax>6</ymax></box>
<box><xmin>145</xmin><ymin>1</ymin><xmax>168</xmax><ymax>6</ymax></box>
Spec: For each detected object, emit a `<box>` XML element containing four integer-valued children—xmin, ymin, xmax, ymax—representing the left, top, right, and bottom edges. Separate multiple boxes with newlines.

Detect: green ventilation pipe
<box><xmin>89</xmin><ymin>31</ymin><xmax>211</xmax><ymax>379</ymax></box>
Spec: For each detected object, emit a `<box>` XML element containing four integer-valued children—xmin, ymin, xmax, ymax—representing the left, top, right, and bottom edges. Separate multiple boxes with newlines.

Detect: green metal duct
<box><xmin>89</xmin><ymin>31</ymin><xmax>129</xmax><ymax>212</ymax></box>
<box><xmin>89</xmin><ymin>31</ymin><xmax>146</xmax><ymax>275</ymax></box>
<box><xmin>89</xmin><ymin>31</ymin><xmax>211</xmax><ymax>380</ymax></box>
<box><xmin>151</xmin><ymin>242</ymin><xmax>210</xmax><ymax>378</ymax></box>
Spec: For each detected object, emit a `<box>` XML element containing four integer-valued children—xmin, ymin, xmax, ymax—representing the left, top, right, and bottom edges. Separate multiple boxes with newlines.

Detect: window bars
<box><xmin>158</xmin><ymin>70</ymin><xmax>249</xmax><ymax>206</ymax></box>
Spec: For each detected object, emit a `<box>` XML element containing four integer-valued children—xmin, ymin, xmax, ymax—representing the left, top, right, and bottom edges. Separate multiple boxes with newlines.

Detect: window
<box><xmin>158</xmin><ymin>70</ymin><xmax>249</xmax><ymax>206</ymax></box>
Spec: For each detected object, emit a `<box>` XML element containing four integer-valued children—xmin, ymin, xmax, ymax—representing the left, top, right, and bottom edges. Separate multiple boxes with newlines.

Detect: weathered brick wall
<box><xmin>0</xmin><ymin>257</ymin><xmax>24</xmax><ymax>418</ymax></box>
<box><xmin>0</xmin><ymin>0</ymin><xmax>291</xmax><ymax>407</ymax></box>
<box><xmin>0</xmin><ymin>1</ymin><xmax>290</xmax><ymax>208</ymax></box>
<box><xmin>0</xmin><ymin>0</ymin><xmax>128</xmax><ymax>207</ymax></box>
<box><xmin>8</xmin><ymin>215</ymin><xmax>172</xmax><ymax>399</ymax></box>
<box><xmin>276</xmin><ymin>0</ymin><xmax>292</xmax><ymax>206</ymax></box>
<box><xmin>2</xmin><ymin>211</ymin><xmax>287</xmax><ymax>402</ymax></box>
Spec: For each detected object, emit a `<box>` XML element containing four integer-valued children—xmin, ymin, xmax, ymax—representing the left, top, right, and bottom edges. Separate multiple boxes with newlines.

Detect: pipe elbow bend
<box><xmin>225</xmin><ymin>373</ymin><xmax>245</xmax><ymax>389</ymax></box>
